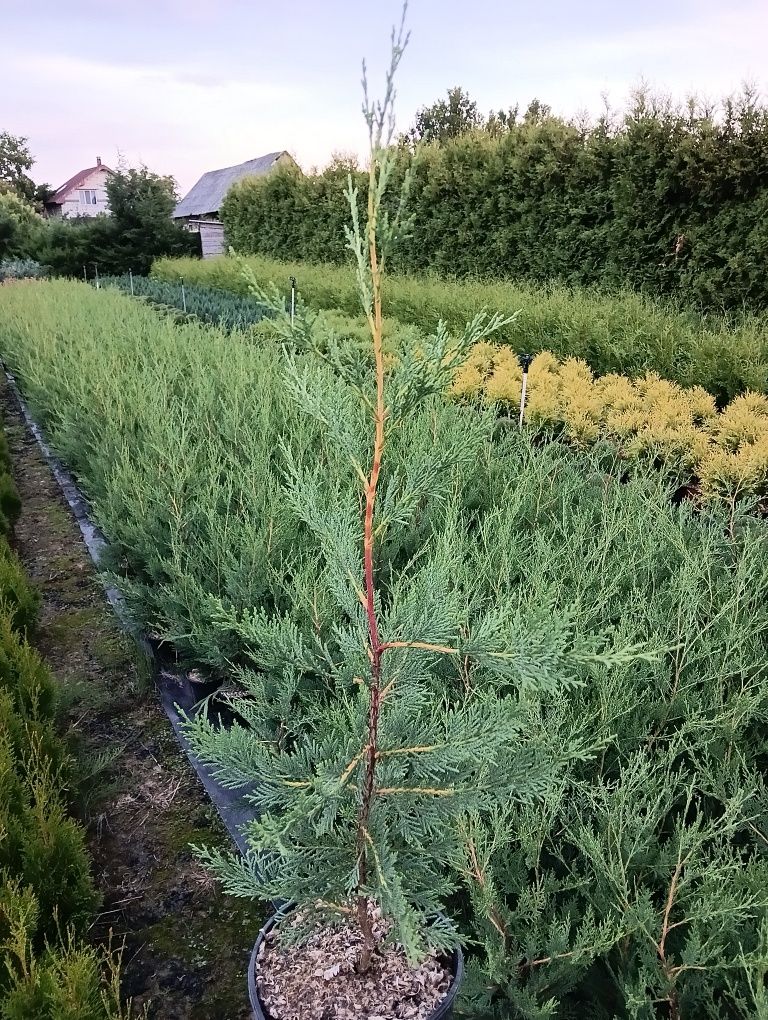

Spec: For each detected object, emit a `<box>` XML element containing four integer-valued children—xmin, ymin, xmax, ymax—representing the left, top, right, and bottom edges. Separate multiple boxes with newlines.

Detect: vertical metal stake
<box><xmin>129</xmin><ymin>268</ymin><xmax>134</xmax><ymax>296</ymax></box>
<box><xmin>519</xmin><ymin>372</ymin><xmax>528</xmax><ymax>428</ymax></box>
<box><xmin>83</xmin><ymin>265</ymin><xmax>87</xmax><ymax>283</ymax></box>
<box><xmin>290</xmin><ymin>276</ymin><xmax>296</xmax><ymax>327</ymax></box>
<box><xmin>518</xmin><ymin>353</ymin><xmax>533</xmax><ymax>427</ymax></box>
<box><xmin>181</xmin><ymin>277</ymin><xmax>187</xmax><ymax>314</ymax></box>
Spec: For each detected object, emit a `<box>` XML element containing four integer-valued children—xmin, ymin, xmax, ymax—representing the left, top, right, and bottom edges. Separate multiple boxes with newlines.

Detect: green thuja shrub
<box><xmin>0</xmin><ymin>689</ymin><xmax>63</xmax><ymax>799</ymax></box>
<box><xmin>0</xmin><ymin>716</ymin><xmax>96</xmax><ymax>951</ymax></box>
<box><xmin>181</xmin><ymin>16</ymin><xmax>641</xmax><ymax>970</ymax></box>
<box><xmin>0</xmin><ymin>719</ymin><xmax>26</xmax><ymax>864</ymax></box>
<box><xmin>0</xmin><ymin>475</ymin><xmax>20</xmax><ymax>538</ymax></box>
<box><xmin>0</xmin><ymin>614</ymin><xmax>55</xmax><ymax>721</ymax></box>
<box><xmin>0</xmin><ymin>545</ymin><xmax>39</xmax><ymax>635</ymax></box>
<box><xmin>13</xmin><ymin>796</ymin><xmax>98</xmax><ymax>944</ymax></box>
<box><xmin>0</xmin><ymin>880</ymin><xmax>138</xmax><ymax>1020</ymax></box>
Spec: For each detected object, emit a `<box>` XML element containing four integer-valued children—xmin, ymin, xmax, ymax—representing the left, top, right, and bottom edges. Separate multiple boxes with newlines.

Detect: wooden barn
<box><xmin>173</xmin><ymin>151</ymin><xmax>296</xmax><ymax>257</ymax></box>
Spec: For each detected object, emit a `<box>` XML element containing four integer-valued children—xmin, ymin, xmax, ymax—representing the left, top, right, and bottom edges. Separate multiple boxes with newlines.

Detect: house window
<box><xmin>79</xmin><ymin>189</ymin><xmax>98</xmax><ymax>205</ymax></box>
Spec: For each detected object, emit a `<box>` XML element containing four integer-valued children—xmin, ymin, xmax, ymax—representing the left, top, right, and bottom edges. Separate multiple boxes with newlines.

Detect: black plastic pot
<box><xmin>248</xmin><ymin>908</ymin><xmax>464</xmax><ymax>1019</ymax></box>
<box><xmin>186</xmin><ymin>672</ymin><xmax>223</xmax><ymax>702</ymax></box>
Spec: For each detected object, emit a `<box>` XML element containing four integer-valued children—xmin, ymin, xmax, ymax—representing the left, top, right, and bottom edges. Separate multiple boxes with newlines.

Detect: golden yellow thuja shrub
<box><xmin>517</xmin><ymin>352</ymin><xmax>560</xmax><ymax>426</ymax></box>
<box><xmin>555</xmin><ymin>359</ymin><xmax>604</xmax><ymax>445</ymax></box>
<box><xmin>484</xmin><ymin>347</ymin><xmax>522</xmax><ymax>404</ymax></box>
<box><xmin>450</xmin><ymin>343</ymin><xmax>768</xmax><ymax>503</ymax></box>
<box><xmin>710</xmin><ymin>392</ymin><xmax>768</xmax><ymax>451</ymax></box>
<box><xmin>450</xmin><ymin>342</ymin><xmax>498</xmax><ymax>399</ymax></box>
<box><xmin>594</xmin><ymin>375</ymin><xmax>647</xmax><ymax>439</ymax></box>
<box><xmin>699</xmin><ymin>393</ymin><xmax>768</xmax><ymax>499</ymax></box>
<box><xmin>620</xmin><ymin>375</ymin><xmax>716</xmax><ymax>473</ymax></box>
<box><xmin>699</xmin><ymin>443</ymin><xmax>768</xmax><ymax>500</ymax></box>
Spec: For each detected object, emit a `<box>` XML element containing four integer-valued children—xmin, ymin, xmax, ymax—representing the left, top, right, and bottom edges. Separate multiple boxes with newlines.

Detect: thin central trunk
<box><xmin>355</xmin><ymin>166</ymin><xmax>387</xmax><ymax>973</ymax></box>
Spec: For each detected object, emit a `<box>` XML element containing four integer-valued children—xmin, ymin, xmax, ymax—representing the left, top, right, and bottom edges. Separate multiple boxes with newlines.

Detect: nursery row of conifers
<box><xmin>153</xmin><ymin>254</ymin><xmax>768</xmax><ymax>405</ymax></box>
<box><xmin>0</xmin><ymin>418</ymin><xmax>129</xmax><ymax>1018</ymax></box>
<box><xmin>452</xmin><ymin>346</ymin><xmax>768</xmax><ymax>504</ymax></box>
<box><xmin>99</xmin><ymin>273</ymin><xmax>268</xmax><ymax>331</ymax></box>
<box><xmin>2</xmin><ymin>279</ymin><xmax>768</xmax><ymax>1017</ymax></box>
<box><xmin>109</xmin><ymin>270</ymin><xmax>768</xmax><ymax>507</ymax></box>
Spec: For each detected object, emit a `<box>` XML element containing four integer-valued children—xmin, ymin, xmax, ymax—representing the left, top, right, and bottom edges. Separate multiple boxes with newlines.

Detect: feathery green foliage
<box><xmin>0</xmin><ymin>260</ymin><xmax>46</xmax><ymax>282</ymax></box>
<box><xmin>2</xmin><ymin>277</ymin><xmax>768</xmax><ymax>1010</ymax></box>
<box><xmin>152</xmin><ymin>253</ymin><xmax>768</xmax><ymax>404</ymax></box>
<box><xmin>184</xmin><ymin>17</ymin><xmax>587</xmax><ymax>964</ymax></box>
<box><xmin>0</xmin><ymin>892</ymin><xmax>135</xmax><ymax>1020</ymax></box>
<box><xmin>0</xmin><ymin>420</ymin><xmax>37</xmax><ymax>633</ymax></box>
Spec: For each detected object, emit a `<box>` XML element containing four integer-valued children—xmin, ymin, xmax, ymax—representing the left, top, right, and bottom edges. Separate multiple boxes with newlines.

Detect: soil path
<box><xmin>1</xmin><ymin>378</ymin><xmax>264</xmax><ymax>1020</ymax></box>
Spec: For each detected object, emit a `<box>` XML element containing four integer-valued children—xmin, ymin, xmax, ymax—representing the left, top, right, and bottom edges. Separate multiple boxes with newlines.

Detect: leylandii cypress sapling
<box><xmin>183</xmin><ymin>8</ymin><xmax>624</xmax><ymax>980</ymax></box>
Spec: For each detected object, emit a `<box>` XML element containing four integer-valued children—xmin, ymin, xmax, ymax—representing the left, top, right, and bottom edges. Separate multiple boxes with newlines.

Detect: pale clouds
<box><xmin>1</xmin><ymin>0</ymin><xmax>765</xmax><ymax>195</ymax></box>
<box><xmin>417</xmin><ymin>0</ymin><xmax>768</xmax><ymax>123</ymax></box>
<box><xmin>2</xmin><ymin>51</ymin><xmax>357</xmax><ymax>192</ymax></box>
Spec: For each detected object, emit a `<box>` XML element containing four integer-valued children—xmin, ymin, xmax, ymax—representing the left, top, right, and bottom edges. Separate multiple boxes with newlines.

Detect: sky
<box><xmin>1</xmin><ymin>0</ymin><xmax>766</xmax><ymax>196</ymax></box>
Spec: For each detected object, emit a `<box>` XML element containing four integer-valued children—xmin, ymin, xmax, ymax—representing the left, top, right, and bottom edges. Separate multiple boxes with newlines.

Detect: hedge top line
<box><xmin>216</xmin><ymin>98</ymin><xmax>768</xmax><ymax>315</ymax></box>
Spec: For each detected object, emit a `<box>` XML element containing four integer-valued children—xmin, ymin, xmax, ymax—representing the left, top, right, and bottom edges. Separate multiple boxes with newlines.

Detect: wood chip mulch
<box><xmin>256</xmin><ymin>908</ymin><xmax>453</xmax><ymax>1020</ymax></box>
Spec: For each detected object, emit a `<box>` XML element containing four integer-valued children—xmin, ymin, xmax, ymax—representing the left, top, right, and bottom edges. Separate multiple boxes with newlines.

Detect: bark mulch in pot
<box><xmin>256</xmin><ymin>907</ymin><xmax>453</xmax><ymax>1020</ymax></box>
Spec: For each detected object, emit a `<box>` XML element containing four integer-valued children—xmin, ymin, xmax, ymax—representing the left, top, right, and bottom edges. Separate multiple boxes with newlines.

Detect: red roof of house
<box><xmin>46</xmin><ymin>162</ymin><xmax>114</xmax><ymax>206</ymax></box>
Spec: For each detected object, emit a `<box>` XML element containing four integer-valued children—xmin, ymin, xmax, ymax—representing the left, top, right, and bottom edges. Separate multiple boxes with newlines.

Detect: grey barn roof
<box><xmin>173</xmin><ymin>151</ymin><xmax>287</xmax><ymax>218</ymax></box>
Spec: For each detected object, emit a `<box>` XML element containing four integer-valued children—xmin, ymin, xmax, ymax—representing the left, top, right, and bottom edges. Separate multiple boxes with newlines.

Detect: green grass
<box><xmin>153</xmin><ymin>254</ymin><xmax>768</xmax><ymax>405</ymax></box>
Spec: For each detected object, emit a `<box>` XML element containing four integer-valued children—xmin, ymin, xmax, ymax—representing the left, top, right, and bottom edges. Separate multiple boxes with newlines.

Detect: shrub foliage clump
<box><xmin>99</xmin><ymin>273</ymin><xmax>269</xmax><ymax>331</ymax></box>
<box><xmin>152</xmin><ymin>253</ymin><xmax>768</xmax><ymax>405</ymax></box>
<box><xmin>218</xmin><ymin>88</ymin><xmax>768</xmax><ymax>313</ymax></box>
<box><xmin>1</xmin><ymin>279</ymin><xmax>768</xmax><ymax>1015</ymax></box>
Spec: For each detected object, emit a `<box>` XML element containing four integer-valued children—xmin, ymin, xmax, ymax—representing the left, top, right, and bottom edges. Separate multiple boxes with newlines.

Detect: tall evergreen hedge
<box><xmin>222</xmin><ymin>91</ymin><xmax>768</xmax><ymax>311</ymax></box>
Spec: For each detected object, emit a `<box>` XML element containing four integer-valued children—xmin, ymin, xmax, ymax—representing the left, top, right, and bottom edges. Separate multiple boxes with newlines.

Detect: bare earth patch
<box><xmin>257</xmin><ymin>909</ymin><xmax>452</xmax><ymax>1020</ymax></box>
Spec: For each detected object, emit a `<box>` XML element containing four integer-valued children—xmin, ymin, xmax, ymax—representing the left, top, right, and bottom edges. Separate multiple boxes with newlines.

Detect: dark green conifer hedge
<box><xmin>222</xmin><ymin>91</ymin><xmax>768</xmax><ymax>311</ymax></box>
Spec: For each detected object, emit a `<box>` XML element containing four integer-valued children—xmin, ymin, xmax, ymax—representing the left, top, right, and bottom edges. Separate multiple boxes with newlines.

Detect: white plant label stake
<box><xmin>181</xmin><ymin>277</ymin><xmax>187</xmax><ymax>313</ymax></box>
<box><xmin>518</xmin><ymin>353</ymin><xmax>533</xmax><ymax>427</ymax></box>
<box><xmin>129</xmin><ymin>268</ymin><xmax>134</xmax><ymax>296</ymax></box>
<box><xmin>290</xmin><ymin>276</ymin><xmax>296</xmax><ymax>326</ymax></box>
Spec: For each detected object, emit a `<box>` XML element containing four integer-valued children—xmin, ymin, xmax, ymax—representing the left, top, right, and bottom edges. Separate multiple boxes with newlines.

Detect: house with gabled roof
<box><xmin>173</xmin><ymin>151</ymin><xmax>297</xmax><ymax>257</ymax></box>
<box><xmin>44</xmin><ymin>157</ymin><xmax>113</xmax><ymax>218</ymax></box>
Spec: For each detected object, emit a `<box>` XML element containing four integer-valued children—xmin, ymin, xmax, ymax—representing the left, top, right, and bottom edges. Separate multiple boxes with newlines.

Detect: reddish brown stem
<box><xmin>354</xmin><ymin>156</ymin><xmax>388</xmax><ymax>973</ymax></box>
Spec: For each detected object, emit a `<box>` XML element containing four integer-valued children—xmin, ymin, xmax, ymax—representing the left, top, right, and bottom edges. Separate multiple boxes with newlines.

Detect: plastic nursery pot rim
<box><xmin>248</xmin><ymin>906</ymin><xmax>464</xmax><ymax>1020</ymax></box>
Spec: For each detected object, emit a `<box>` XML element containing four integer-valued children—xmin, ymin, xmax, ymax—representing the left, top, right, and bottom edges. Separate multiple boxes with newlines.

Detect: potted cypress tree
<box><xmin>183</xmin><ymin>13</ymin><xmax>587</xmax><ymax>1019</ymax></box>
